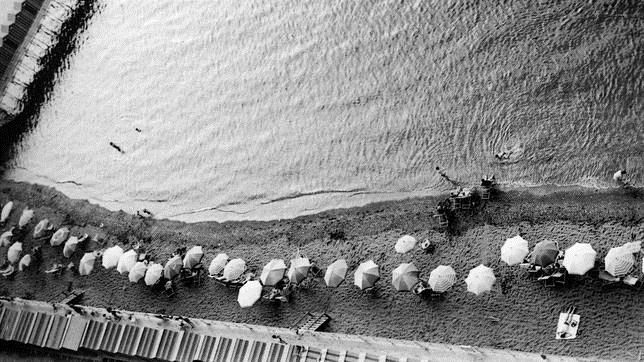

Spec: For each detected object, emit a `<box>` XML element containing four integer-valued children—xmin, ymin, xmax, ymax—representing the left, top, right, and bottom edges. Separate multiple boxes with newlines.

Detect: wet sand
<box><xmin>0</xmin><ymin>180</ymin><xmax>642</xmax><ymax>360</ymax></box>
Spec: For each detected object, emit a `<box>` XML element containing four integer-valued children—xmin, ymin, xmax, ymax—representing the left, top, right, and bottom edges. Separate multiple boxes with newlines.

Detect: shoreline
<box><xmin>0</xmin><ymin>179</ymin><xmax>642</xmax><ymax>359</ymax></box>
<box><xmin>3</xmin><ymin>169</ymin><xmax>630</xmax><ymax>223</ymax></box>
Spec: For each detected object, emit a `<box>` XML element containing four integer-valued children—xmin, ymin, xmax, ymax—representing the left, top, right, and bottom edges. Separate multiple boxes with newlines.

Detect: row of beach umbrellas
<box><xmin>501</xmin><ymin>235</ymin><xmax>641</xmax><ymax>277</ymax></box>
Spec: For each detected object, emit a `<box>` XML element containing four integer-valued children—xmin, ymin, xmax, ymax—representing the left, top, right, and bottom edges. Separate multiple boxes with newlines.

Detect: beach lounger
<box><xmin>598</xmin><ymin>270</ymin><xmax>620</xmax><ymax>283</ymax></box>
<box><xmin>164</xmin><ymin>280</ymin><xmax>176</xmax><ymax>298</ymax></box>
<box><xmin>293</xmin><ymin>312</ymin><xmax>331</xmax><ymax>332</ymax></box>
<box><xmin>622</xmin><ymin>275</ymin><xmax>638</xmax><ymax>286</ymax></box>
<box><xmin>432</xmin><ymin>213</ymin><xmax>448</xmax><ymax>228</ymax></box>
<box><xmin>556</xmin><ymin>307</ymin><xmax>579</xmax><ymax>340</ymax></box>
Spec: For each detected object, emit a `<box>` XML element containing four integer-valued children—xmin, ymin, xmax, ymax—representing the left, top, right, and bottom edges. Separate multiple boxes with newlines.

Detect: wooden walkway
<box><xmin>0</xmin><ymin>298</ymin><xmax>591</xmax><ymax>362</ymax></box>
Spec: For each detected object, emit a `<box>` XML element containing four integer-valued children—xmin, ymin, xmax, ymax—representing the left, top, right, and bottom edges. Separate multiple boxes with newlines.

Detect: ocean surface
<box><xmin>5</xmin><ymin>0</ymin><xmax>644</xmax><ymax>222</ymax></box>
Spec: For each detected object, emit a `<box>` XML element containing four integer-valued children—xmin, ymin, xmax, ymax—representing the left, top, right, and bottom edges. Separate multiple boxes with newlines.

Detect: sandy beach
<box><xmin>0</xmin><ymin>180</ymin><xmax>642</xmax><ymax>360</ymax></box>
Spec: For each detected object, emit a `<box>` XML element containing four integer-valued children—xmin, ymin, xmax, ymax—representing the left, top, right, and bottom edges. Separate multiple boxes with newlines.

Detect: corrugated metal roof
<box><xmin>12</xmin><ymin>310</ymin><xmax>35</xmax><ymax>343</ymax></box>
<box><xmin>61</xmin><ymin>315</ymin><xmax>86</xmax><ymax>351</ymax></box>
<box><xmin>0</xmin><ymin>308</ymin><xmax>20</xmax><ymax>340</ymax></box>
<box><xmin>44</xmin><ymin>314</ymin><xmax>68</xmax><ymax>349</ymax></box>
<box><xmin>176</xmin><ymin>331</ymin><xmax>201</xmax><ymax>362</ymax></box>
<box><xmin>0</xmin><ymin>299</ymin><xmax>585</xmax><ymax>362</ymax></box>
<box><xmin>117</xmin><ymin>323</ymin><xmax>141</xmax><ymax>356</ymax></box>
<box><xmin>28</xmin><ymin>312</ymin><xmax>51</xmax><ymax>346</ymax></box>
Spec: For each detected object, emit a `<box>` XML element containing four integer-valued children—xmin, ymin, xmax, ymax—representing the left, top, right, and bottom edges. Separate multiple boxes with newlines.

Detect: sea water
<box><xmin>6</xmin><ymin>0</ymin><xmax>643</xmax><ymax>221</ymax></box>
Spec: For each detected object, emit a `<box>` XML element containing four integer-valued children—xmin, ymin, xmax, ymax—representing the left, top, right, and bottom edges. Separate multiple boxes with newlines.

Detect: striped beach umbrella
<box><xmin>324</xmin><ymin>259</ymin><xmax>348</xmax><ymax>288</ymax></box>
<box><xmin>238</xmin><ymin>280</ymin><xmax>262</xmax><ymax>308</ymax></box>
<box><xmin>102</xmin><ymin>245</ymin><xmax>124</xmax><ymax>269</ymax></box>
<box><xmin>50</xmin><ymin>227</ymin><xmax>70</xmax><ymax>246</ymax></box>
<box><xmin>287</xmin><ymin>257</ymin><xmax>311</xmax><ymax>284</ymax></box>
<box><xmin>465</xmin><ymin>264</ymin><xmax>496</xmax><ymax>295</ymax></box>
<box><xmin>79</xmin><ymin>252</ymin><xmax>96</xmax><ymax>276</ymax></box>
<box><xmin>562</xmin><ymin>243</ymin><xmax>596</xmax><ymax>275</ymax></box>
<box><xmin>208</xmin><ymin>253</ymin><xmax>229</xmax><ymax>276</ymax></box>
<box><xmin>1</xmin><ymin>201</ymin><xmax>13</xmax><ymax>223</ymax></box>
<box><xmin>260</xmin><ymin>259</ymin><xmax>287</xmax><ymax>286</ymax></box>
<box><xmin>183</xmin><ymin>246</ymin><xmax>204</xmax><ymax>269</ymax></box>
<box><xmin>117</xmin><ymin>250</ymin><xmax>138</xmax><ymax>274</ymax></box>
<box><xmin>145</xmin><ymin>263</ymin><xmax>163</xmax><ymax>286</ymax></box>
<box><xmin>392</xmin><ymin>263</ymin><xmax>420</xmax><ymax>292</ymax></box>
<box><xmin>531</xmin><ymin>240</ymin><xmax>559</xmax><ymax>267</ymax></box>
<box><xmin>164</xmin><ymin>255</ymin><xmax>183</xmax><ymax>279</ymax></box>
<box><xmin>395</xmin><ymin>235</ymin><xmax>417</xmax><ymax>254</ymax></box>
<box><xmin>354</xmin><ymin>260</ymin><xmax>380</xmax><ymax>290</ymax></box>
<box><xmin>501</xmin><ymin>235</ymin><xmax>529</xmax><ymax>266</ymax></box>
<box><xmin>428</xmin><ymin>265</ymin><xmax>457</xmax><ymax>293</ymax></box>
<box><xmin>223</xmin><ymin>258</ymin><xmax>246</xmax><ymax>280</ymax></box>
<box><xmin>129</xmin><ymin>261</ymin><xmax>147</xmax><ymax>283</ymax></box>
<box><xmin>63</xmin><ymin>236</ymin><xmax>81</xmax><ymax>258</ymax></box>
<box><xmin>605</xmin><ymin>246</ymin><xmax>635</xmax><ymax>277</ymax></box>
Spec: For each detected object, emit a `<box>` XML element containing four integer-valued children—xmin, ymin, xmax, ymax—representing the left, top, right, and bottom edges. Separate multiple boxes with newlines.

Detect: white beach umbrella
<box><xmin>102</xmin><ymin>245</ymin><xmax>124</xmax><ymax>269</ymax></box>
<box><xmin>129</xmin><ymin>261</ymin><xmax>147</xmax><ymax>283</ymax></box>
<box><xmin>33</xmin><ymin>219</ymin><xmax>52</xmax><ymax>238</ymax></box>
<box><xmin>50</xmin><ymin>227</ymin><xmax>70</xmax><ymax>246</ymax></box>
<box><xmin>260</xmin><ymin>259</ymin><xmax>287</xmax><ymax>286</ymax></box>
<box><xmin>79</xmin><ymin>252</ymin><xmax>96</xmax><ymax>276</ymax></box>
<box><xmin>63</xmin><ymin>236</ymin><xmax>81</xmax><ymax>258</ymax></box>
<box><xmin>395</xmin><ymin>235</ymin><xmax>417</xmax><ymax>254</ymax></box>
<box><xmin>18</xmin><ymin>208</ymin><xmax>34</xmax><ymax>228</ymax></box>
<box><xmin>605</xmin><ymin>246</ymin><xmax>635</xmax><ymax>277</ymax></box>
<box><xmin>0</xmin><ymin>228</ymin><xmax>13</xmax><ymax>247</ymax></box>
<box><xmin>287</xmin><ymin>257</ymin><xmax>311</xmax><ymax>284</ymax></box>
<box><xmin>117</xmin><ymin>249</ymin><xmax>138</xmax><ymax>274</ymax></box>
<box><xmin>145</xmin><ymin>263</ymin><xmax>163</xmax><ymax>286</ymax></box>
<box><xmin>7</xmin><ymin>242</ymin><xmax>22</xmax><ymax>264</ymax></box>
<box><xmin>428</xmin><ymin>265</ymin><xmax>457</xmax><ymax>293</ymax></box>
<box><xmin>501</xmin><ymin>235</ymin><xmax>529</xmax><ymax>266</ymax></box>
<box><xmin>1</xmin><ymin>201</ymin><xmax>13</xmax><ymax>223</ymax></box>
<box><xmin>562</xmin><ymin>243</ymin><xmax>596</xmax><ymax>275</ymax></box>
<box><xmin>325</xmin><ymin>259</ymin><xmax>348</xmax><ymax>288</ymax></box>
<box><xmin>164</xmin><ymin>255</ymin><xmax>183</xmax><ymax>279</ymax></box>
<box><xmin>183</xmin><ymin>246</ymin><xmax>204</xmax><ymax>269</ymax></box>
<box><xmin>223</xmin><ymin>258</ymin><xmax>246</xmax><ymax>280</ymax></box>
<box><xmin>391</xmin><ymin>263</ymin><xmax>420</xmax><ymax>292</ymax></box>
<box><xmin>18</xmin><ymin>254</ymin><xmax>31</xmax><ymax>271</ymax></box>
<box><xmin>465</xmin><ymin>264</ymin><xmax>496</xmax><ymax>295</ymax></box>
<box><xmin>621</xmin><ymin>241</ymin><xmax>642</xmax><ymax>254</ymax></box>
<box><xmin>208</xmin><ymin>253</ymin><xmax>229</xmax><ymax>276</ymax></box>
<box><xmin>237</xmin><ymin>280</ymin><xmax>262</xmax><ymax>308</ymax></box>
<box><xmin>353</xmin><ymin>260</ymin><xmax>380</xmax><ymax>290</ymax></box>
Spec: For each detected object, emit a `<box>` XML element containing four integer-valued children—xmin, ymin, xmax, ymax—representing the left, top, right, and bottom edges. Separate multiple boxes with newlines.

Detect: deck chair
<box><xmin>598</xmin><ymin>270</ymin><xmax>620</xmax><ymax>288</ymax></box>
<box><xmin>433</xmin><ymin>213</ymin><xmax>448</xmax><ymax>228</ymax></box>
<box><xmin>480</xmin><ymin>187</ymin><xmax>491</xmax><ymax>200</ymax></box>
<box><xmin>164</xmin><ymin>280</ymin><xmax>176</xmax><ymax>298</ymax></box>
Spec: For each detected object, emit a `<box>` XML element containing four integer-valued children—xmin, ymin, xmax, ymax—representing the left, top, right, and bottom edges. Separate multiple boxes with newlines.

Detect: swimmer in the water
<box><xmin>109</xmin><ymin>142</ymin><xmax>124</xmax><ymax>153</ymax></box>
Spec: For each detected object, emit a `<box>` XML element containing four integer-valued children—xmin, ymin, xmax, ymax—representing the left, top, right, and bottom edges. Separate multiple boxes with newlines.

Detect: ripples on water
<box><xmin>6</xmin><ymin>0</ymin><xmax>644</xmax><ymax>221</ymax></box>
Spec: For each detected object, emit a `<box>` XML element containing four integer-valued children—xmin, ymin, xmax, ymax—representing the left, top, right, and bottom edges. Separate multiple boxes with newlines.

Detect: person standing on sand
<box><xmin>436</xmin><ymin>166</ymin><xmax>460</xmax><ymax>188</ymax></box>
<box><xmin>613</xmin><ymin>169</ymin><xmax>628</xmax><ymax>186</ymax></box>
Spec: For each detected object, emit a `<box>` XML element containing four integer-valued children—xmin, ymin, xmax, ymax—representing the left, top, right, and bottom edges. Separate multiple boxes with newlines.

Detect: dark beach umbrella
<box><xmin>531</xmin><ymin>240</ymin><xmax>559</xmax><ymax>267</ymax></box>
